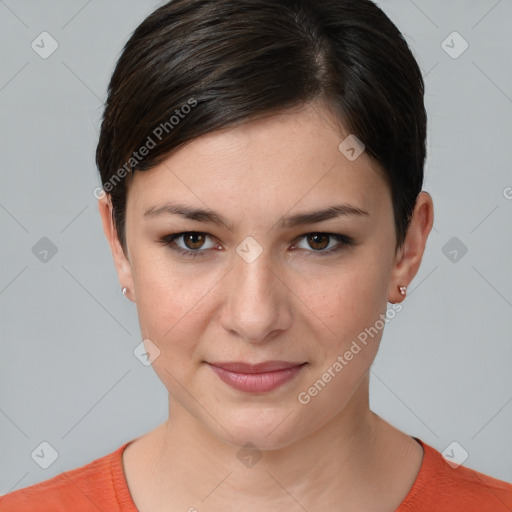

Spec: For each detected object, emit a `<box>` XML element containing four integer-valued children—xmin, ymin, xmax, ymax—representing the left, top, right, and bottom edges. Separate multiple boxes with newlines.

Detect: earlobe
<box><xmin>388</xmin><ymin>284</ymin><xmax>407</xmax><ymax>305</ymax></box>
<box><xmin>387</xmin><ymin>192</ymin><xmax>434</xmax><ymax>303</ymax></box>
<box><xmin>97</xmin><ymin>195</ymin><xmax>135</xmax><ymax>301</ymax></box>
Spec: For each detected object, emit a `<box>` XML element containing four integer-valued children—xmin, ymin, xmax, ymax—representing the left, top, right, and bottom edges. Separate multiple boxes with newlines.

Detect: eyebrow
<box><xmin>143</xmin><ymin>202</ymin><xmax>369</xmax><ymax>231</ymax></box>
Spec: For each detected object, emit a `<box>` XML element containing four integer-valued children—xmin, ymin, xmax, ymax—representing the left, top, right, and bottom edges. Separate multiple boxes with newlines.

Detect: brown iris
<box><xmin>183</xmin><ymin>233</ymin><xmax>207</xmax><ymax>250</ymax></box>
<box><xmin>306</xmin><ymin>234</ymin><xmax>330</xmax><ymax>251</ymax></box>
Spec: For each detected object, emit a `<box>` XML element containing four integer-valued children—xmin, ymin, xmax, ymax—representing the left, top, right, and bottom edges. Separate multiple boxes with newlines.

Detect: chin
<box><xmin>209</xmin><ymin>405</ymin><xmax>306</xmax><ymax>451</ymax></box>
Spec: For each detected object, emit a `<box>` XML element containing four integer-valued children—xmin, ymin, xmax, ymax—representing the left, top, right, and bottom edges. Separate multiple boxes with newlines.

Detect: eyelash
<box><xmin>158</xmin><ymin>232</ymin><xmax>354</xmax><ymax>258</ymax></box>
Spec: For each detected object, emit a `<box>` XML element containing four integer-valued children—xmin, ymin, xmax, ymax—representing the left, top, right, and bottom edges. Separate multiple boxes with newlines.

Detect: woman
<box><xmin>3</xmin><ymin>0</ymin><xmax>511</xmax><ymax>510</ymax></box>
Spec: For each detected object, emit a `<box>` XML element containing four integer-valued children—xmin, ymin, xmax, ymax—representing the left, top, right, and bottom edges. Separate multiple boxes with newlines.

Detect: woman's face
<box><xmin>115</xmin><ymin>103</ymin><xmax>405</xmax><ymax>449</ymax></box>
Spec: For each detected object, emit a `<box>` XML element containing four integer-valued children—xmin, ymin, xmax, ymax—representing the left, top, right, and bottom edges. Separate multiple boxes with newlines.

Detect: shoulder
<box><xmin>398</xmin><ymin>438</ymin><xmax>512</xmax><ymax>511</ymax></box>
<box><xmin>0</xmin><ymin>443</ymin><xmax>133</xmax><ymax>512</ymax></box>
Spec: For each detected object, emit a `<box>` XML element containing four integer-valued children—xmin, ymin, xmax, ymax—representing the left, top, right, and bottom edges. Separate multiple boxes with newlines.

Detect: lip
<box><xmin>207</xmin><ymin>361</ymin><xmax>307</xmax><ymax>393</ymax></box>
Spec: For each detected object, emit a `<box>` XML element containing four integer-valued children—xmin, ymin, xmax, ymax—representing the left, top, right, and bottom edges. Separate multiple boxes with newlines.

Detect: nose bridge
<box><xmin>235</xmin><ymin>246</ymin><xmax>274</xmax><ymax>293</ymax></box>
<box><xmin>232</xmin><ymin>233</ymin><xmax>276</xmax><ymax>289</ymax></box>
<box><xmin>221</xmin><ymin>240</ymin><xmax>290</xmax><ymax>342</ymax></box>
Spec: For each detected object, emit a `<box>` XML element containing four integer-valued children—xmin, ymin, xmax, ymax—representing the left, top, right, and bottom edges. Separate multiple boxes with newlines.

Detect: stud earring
<box><xmin>122</xmin><ymin>287</ymin><xmax>128</xmax><ymax>297</ymax></box>
<box><xmin>399</xmin><ymin>285</ymin><xmax>407</xmax><ymax>297</ymax></box>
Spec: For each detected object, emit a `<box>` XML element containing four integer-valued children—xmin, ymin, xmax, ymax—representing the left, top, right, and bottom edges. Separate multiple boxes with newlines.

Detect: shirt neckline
<box><xmin>111</xmin><ymin>439</ymin><xmax>139</xmax><ymax>511</ymax></box>
<box><xmin>111</xmin><ymin>436</ymin><xmax>433</xmax><ymax>511</ymax></box>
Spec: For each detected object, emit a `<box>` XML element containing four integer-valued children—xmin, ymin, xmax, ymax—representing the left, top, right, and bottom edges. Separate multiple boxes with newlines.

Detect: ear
<box><xmin>97</xmin><ymin>194</ymin><xmax>135</xmax><ymax>302</ymax></box>
<box><xmin>388</xmin><ymin>191</ymin><xmax>434</xmax><ymax>303</ymax></box>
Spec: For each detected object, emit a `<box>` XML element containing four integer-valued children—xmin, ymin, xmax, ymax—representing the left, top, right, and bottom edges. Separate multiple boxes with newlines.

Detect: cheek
<box><xmin>130</xmin><ymin>253</ymin><xmax>218</xmax><ymax>364</ymax></box>
<box><xmin>292</xmin><ymin>260</ymin><xmax>389</xmax><ymax>428</ymax></box>
<box><xmin>133</xmin><ymin>278</ymin><xmax>209</xmax><ymax>396</ymax></box>
<box><xmin>300</xmin><ymin>254</ymin><xmax>390</xmax><ymax>353</ymax></box>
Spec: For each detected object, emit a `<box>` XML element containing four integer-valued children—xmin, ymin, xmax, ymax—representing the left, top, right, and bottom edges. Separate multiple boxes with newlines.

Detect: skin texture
<box><xmin>98</xmin><ymin>102</ymin><xmax>434</xmax><ymax>511</ymax></box>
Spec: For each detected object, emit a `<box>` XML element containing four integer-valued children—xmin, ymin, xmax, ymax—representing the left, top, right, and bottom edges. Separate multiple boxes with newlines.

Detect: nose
<box><xmin>220</xmin><ymin>247</ymin><xmax>292</xmax><ymax>343</ymax></box>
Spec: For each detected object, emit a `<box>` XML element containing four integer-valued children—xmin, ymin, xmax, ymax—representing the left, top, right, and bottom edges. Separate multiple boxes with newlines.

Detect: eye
<box><xmin>293</xmin><ymin>233</ymin><xmax>353</xmax><ymax>255</ymax></box>
<box><xmin>159</xmin><ymin>231</ymin><xmax>354</xmax><ymax>259</ymax></box>
<box><xmin>159</xmin><ymin>232</ymin><xmax>217</xmax><ymax>257</ymax></box>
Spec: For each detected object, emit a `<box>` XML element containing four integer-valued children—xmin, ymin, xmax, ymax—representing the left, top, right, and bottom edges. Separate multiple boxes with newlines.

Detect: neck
<box><xmin>126</xmin><ymin>375</ymin><xmax>421</xmax><ymax>511</ymax></box>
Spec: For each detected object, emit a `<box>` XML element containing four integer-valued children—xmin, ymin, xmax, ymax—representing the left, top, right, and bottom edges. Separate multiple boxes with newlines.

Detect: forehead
<box><xmin>126</xmin><ymin>103</ymin><xmax>390</xmax><ymax>219</ymax></box>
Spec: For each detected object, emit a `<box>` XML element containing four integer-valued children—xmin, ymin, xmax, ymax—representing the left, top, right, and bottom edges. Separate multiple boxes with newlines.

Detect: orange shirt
<box><xmin>2</xmin><ymin>438</ymin><xmax>511</xmax><ymax>511</ymax></box>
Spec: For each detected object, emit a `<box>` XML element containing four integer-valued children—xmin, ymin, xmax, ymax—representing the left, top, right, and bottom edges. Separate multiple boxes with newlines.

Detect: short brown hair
<box><xmin>96</xmin><ymin>0</ymin><xmax>426</xmax><ymax>252</ymax></box>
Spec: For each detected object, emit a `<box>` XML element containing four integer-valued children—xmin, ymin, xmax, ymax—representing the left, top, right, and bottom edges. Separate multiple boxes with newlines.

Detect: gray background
<box><xmin>1</xmin><ymin>0</ymin><xmax>511</xmax><ymax>495</ymax></box>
